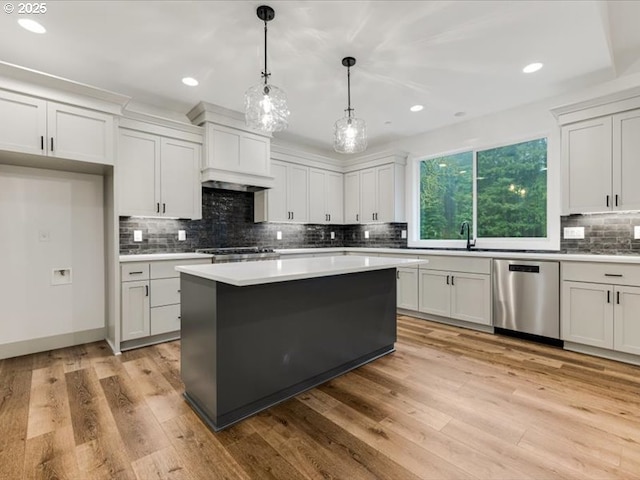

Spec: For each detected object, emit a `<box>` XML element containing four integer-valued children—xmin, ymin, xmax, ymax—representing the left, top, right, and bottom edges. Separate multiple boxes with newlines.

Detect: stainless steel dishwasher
<box><xmin>493</xmin><ymin>259</ymin><xmax>560</xmax><ymax>339</ymax></box>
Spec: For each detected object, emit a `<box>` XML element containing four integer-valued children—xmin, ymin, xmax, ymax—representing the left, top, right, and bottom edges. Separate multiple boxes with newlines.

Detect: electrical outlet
<box><xmin>51</xmin><ymin>268</ymin><xmax>72</xmax><ymax>286</ymax></box>
<box><xmin>133</xmin><ymin>230</ymin><xmax>143</xmax><ymax>242</ymax></box>
<box><xmin>330</xmin><ymin>231</ymin><xmax>335</xmax><ymax>240</ymax></box>
<box><xmin>635</xmin><ymin>226</ymin><xmax>640</xmax><ymax>240</ymax></box>
<box><xmin>563</xmin><ymin>227</ymin><xmax>585</xmax><ymax>240</ymax></box>
<box><xmin>178</xmin><ymin>230</ymin><xmax>186</xmax><ymax>241</ymax></box>
<box><xmin>364</xmin><ymin>231</ymin><xmax>370</xmax><ymax>239</ymax></box>
<box><xmin>401</xmin><ymin>230</ymin><xmax>407</xmax><ymax>239</ymax></box>
<box><xmin>276</xmin><ymin>231</ymin><xmax>282</xmax><ymax>240</ymax></box>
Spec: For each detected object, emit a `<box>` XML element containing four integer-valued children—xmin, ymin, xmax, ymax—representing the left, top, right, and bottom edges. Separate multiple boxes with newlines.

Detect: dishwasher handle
<box><xmin>508</xmin><ymin>264</ymin><xmax>540</xmax><ymax>273</ymax></box>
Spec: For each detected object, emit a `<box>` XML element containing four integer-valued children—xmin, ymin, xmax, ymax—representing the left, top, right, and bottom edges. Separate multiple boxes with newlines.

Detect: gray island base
<box><xmin>179</xmin><ymin>267</ymin><xmax>397</xmax><ymax>431</ymax></box>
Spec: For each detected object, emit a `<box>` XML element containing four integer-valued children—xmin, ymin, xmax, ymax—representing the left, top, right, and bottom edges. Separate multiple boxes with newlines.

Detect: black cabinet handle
<box><xmin>291</xmin><ymin>212</ymin><xmax>294</xmax><ymax>220</ymax></box>
<box><xmin>396</xmin><ymin>270</ymin><xmax>400</xmax><ymax>280</ymax></box>
<box><xmin>40</xmin><ymin>136</ymin><xmax>44</xmax><ymax>150</ymax></box>
<box><xmin>607</xmin><ymin>290</ymin><xmax>611</xmax><ymax>303</ymax></box>
<box><xmin>356</xmin><ymin>214</ymin><xmax>359</xmax><ymax>222</ymax></box>
<box><xmin>129</xmin><ymin>271</ymin><xmax>143</xmax><ymax>275</ymax></box>
<box><xmin>615</xmin><ymin>194</ymin><xmax>619</xmax><ymax>207</ymax></box>
<box><xmin>606</xmin><ymin>195</ymin><xmax>610</xmax><ymax>207</ymax></box>
<box><xmin>145</xmin><ymin>285</ymin><xmax>149</xmax><ymax>297</ymax></box>
<box><xmin>446</xmin><ymin>275</ymin><xmax>450</xmax><ymax>285</ymax></box>
<box><xmin>156</xmin><ymin>203</ymin><xmax>160</xmax><ymax>213</ymax></box>
<box><xmin>451</xmin><ymin>276</ymin><xmax>455</xmax><ymax>286</ymax></box>
<box><xmin>617</xmin><ymin>291</ymin><xmax>620</xmax><ymax>305</ymax></box>
<box><xmin>162</xmin><ymin>203</ymin><xmax>166</xmax><ymax>213</ymax></box>
<box><xmin>604</xmin><ymin>274</ymin><xmax>623</xmax><ymax>277</ymax></box>
<box><xmin>328</xmin><ymin>214</ymin><xmax>331</xmax><ymax>221</ymax></box>
<box><xmin>50</xmin><ymin>137</ymin><xmax>54</xmax><ymax>152</ymax></box>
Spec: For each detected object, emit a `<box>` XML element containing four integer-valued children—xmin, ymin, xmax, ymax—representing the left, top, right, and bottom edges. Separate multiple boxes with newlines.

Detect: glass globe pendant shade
<box><xmin>245</xmin><ymin>82</ymin><xmax>289</xmax><ymax>132</ymax></box>
<box><xmin>334</xmin><ymin>115</ymin><xmax>367</xmax><ymax>154</ymax></box>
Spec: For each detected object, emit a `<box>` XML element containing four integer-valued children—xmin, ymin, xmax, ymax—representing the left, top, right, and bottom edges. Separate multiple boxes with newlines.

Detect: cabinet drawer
<box><xmin>150</xmin><ymin>278</ymin><xmax>181</xmax><ymax>307</ymax></box>
<box><xmin>150</xmin><ymin>258</ymin><xmax>211</xmax><ymax>279</ymax></box>
<box><xmin>418</xmin><ymin>256</ymin><xmax>491</xmax><ymax>275</ymax></box>
<box><xmin>121</xmin><ymin>263</ymin><xmax>150</xmax><ymax>281</ymax></box>
<box><xmin>562</xmin><ymin>262</ymin><xmax>640</xmax><ymax>286</ymax></box>
<box><xmin>151</xmin><ymin>304</ymin><xmax>180</xmax><ymax>336</ymax></box>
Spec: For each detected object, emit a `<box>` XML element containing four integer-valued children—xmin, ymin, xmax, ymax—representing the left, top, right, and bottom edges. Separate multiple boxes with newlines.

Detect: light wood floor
<box><xmin>2</xmin><ymin>315</ymin><xmax>640</xmax><ymax>479</ymax></box>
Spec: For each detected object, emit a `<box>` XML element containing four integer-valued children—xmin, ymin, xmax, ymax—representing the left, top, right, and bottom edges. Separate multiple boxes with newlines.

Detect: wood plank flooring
<box><xmin>2</xmin><ymin>314</ymin><xmax>640</xmax><ymax>479</ymax></box>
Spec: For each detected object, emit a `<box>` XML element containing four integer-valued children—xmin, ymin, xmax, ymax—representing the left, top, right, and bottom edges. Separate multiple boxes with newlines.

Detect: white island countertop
<box><xmin>175</xmin><ymin>255</ymin><xmax>427</xmax><ymax>286</ymax></box>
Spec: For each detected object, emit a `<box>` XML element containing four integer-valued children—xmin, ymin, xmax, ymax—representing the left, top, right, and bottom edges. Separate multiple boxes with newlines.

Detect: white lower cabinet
<box><xmin>397</xmin><ymin>267</ymin><xmax>418</xmax><ymax>310</ymax></box>
<box><xmin>417</xmin><ymin>256</ymin><xmax>492</xmax><ymax>326</ymax></box>
<box><xmin>120</xmin><ymin>257</ymin><xmax>210</xmax><ymax>346</ymax></box>
<box><xmin>561</xmin><ymin>262</ymin><xmax>640</xmax><ymax>357</ymax></box>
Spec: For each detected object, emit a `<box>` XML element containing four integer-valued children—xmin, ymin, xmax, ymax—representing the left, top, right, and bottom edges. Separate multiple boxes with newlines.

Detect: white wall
<box><xmin>0</xmin><ymin>164</ymin><xmax>105</xmax><ymax>346</ymax></box>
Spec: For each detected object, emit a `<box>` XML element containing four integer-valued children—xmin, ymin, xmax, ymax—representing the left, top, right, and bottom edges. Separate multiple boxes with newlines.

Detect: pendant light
<box><xmin>244</xmin><ymin>5</ymin><xmax>289</xmax><ymax>132</ymax></box>
<box><xmin>334</xmin><ymin>57</ymin><xmax>367</xmax><ymax>154</ymax></box>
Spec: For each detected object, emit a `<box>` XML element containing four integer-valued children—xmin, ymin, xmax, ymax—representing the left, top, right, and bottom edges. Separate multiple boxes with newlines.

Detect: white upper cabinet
<box><xmin>255</xmin><ymin>160</ymin><xmax>309</xmax><ymax>223</ymax></box>
<box><xmin>0</xmin><ymin>90</ymin><xmax>114</xmax><ymax>164</ymax></box>
<box><xmin>613</xmin><ymin>109</ymin><xmax>640</xmax><ymax>211</ymax></box>
<box><xmin>346</xmin><ymin>162</ymin><xmax>405</xmax><ymax>224</ymax></box>
<box><xmin>309</xmin><ymin>168</ymin><xmax>344</xmax><ymax>224</ymax></box>
<box><xmin>344</xmin><ymin>171</ymin><xmax>361</xmax><ymax>223</ymax></box>
<box><xmin>118</xmin><ymin>121</ymin><xmax>202</xmax><ymax>219</ymax></box>
<box><xmin>209</xmin><ymin>124</ymin><xmax>269</xmax><ymax>177</ymax></box>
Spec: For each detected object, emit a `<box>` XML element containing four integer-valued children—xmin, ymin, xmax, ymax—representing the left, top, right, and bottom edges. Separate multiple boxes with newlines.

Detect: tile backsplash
<box><xmin>561</xmin><ymin>213</ymin><xmax>640</xmax><ymax>254</ymax></box>
<box><xmin>119</xmin><ymin>188</ymin><xmax>408</xmax><ymax>254</ymax></box>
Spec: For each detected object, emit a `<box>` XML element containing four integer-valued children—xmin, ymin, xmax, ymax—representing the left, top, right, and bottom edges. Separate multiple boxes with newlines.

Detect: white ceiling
<box><xmin>1</xmin><ymin>1</ymin><xmax>639</xmax><ymax>153</ymax></box>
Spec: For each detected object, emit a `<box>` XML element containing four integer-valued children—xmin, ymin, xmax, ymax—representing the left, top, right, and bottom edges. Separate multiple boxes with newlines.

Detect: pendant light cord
<box><xmin>347</xmin><ymin>65</ymin><xmax>352</xmax><ymax>118</ymax></box>
<box><xmin>263</xmin><ymin>20</ymin><xmax>269</xmax><ymax>85</ymax></box>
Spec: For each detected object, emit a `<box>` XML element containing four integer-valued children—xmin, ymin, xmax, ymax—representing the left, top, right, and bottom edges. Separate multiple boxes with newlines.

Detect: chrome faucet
<box><xmin>460</xmin><ymin>221</ymin><xmax>476</xmax><ymax>250</ymax></box>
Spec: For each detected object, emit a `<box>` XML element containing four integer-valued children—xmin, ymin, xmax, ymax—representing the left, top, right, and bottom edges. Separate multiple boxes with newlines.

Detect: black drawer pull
<box><xmin>41</xmin><ymin>136</ymin><xmax>44</xmax><ymax>150</ymax></box>
<box><xmin>604</xmin><ymin>274</ymin><xmax>623</xmax><ymax>277</ymax></box>
<box><xmin>129</xmin><ymin>271</ymin><xmax>144</xmax><ymax>275</ymax></box>
<box><xmin>607</xmin><ymin>291</ymin><xmax>611</xmax><ymax>303</ymax></box>
<box><xmin>617</xmin><ymin>291</ymin><xmax>621</xmax><ymax>305</ymax></box>
<box><xmin>50</xmin><ymin>137</ymin><xmax>54</xmax><ymax>152</ymax></box>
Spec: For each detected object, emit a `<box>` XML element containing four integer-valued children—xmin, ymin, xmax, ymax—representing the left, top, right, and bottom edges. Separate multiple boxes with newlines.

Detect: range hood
<box><xmin>188</xmin><ymin>102</ymin><xmax>274</xmax><ymax>192</ymax></box>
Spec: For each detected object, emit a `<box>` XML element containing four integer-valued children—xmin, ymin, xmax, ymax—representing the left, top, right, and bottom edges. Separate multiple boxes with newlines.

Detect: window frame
<box><xmin>407</xmin><ymin>133</ymin><xmax>560</xmax><ymax>251</ymax></box>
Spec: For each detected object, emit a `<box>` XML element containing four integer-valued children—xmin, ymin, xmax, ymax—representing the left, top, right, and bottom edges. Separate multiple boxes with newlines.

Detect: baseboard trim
<box><xmin>397</xmin><ymin>309</ymin><xmax>494</xmax><ymax>334</ymax></box>
<box><xmin>564</xmin><ymin>342</ymin><xmax>640</xmax><ymax>367</ymax></box>
<box><xmin>0</xmin><ymin>327</ymin><xmax>106</xmax><ymax>360</ymax></box>
<box><xmin>120</xmin><ymin>331</ymin><xmax>180</xmax><ymax>351</ymax></box>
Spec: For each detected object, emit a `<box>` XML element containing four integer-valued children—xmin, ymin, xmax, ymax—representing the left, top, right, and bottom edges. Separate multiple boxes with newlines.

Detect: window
<box><xmin>419</xmin><ymin>151</ymin><xmax>472</xmax><ymax>240</ymax></box>
<box><xmin>413</xmin><ymin>137</ymin><xmax>553</xmax><ymax>249</ymax></box>
<box><xmin>477</xmin><ymin>138</ymin><xmax>547</xmax><ymax>238</ymax></box>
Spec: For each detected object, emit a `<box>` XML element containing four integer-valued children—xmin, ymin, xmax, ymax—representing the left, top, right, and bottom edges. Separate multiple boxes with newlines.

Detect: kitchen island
<box><xmin>175</xmin><ymin>255</ymin><xmax>425</xmax><ymax>431</ymax></box>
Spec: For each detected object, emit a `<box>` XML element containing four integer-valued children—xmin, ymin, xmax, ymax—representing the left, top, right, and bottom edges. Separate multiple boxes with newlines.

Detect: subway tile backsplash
<box><xmin>119</xmin><ymin>188</ymin><xmax>408</xmax><ymax>254</ymax></box>
<box><xmin>561</xmin><ymin>213</ymin><xmax>640</xmax><ymax>254</ymax></box>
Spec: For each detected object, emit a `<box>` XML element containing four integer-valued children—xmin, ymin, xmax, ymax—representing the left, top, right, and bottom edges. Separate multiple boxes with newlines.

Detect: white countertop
<box><xmin>120</xmin><ymin>253</ymin><xmax>213</xmax><ymax>263</ymax></box>
<box><xmin>276</xmin><ymin>247</ymin><xmax>640</xmax><ymax>264</ymax></box>
<box><xmin>175</xmin><ymin>255</ymin><xmax>427</xmax><ymax>286</ymax></box>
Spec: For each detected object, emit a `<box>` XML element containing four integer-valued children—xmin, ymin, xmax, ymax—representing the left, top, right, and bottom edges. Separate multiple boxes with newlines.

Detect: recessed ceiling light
<box><xmin>182</xmin><ymin>77</ymin><xmax>199</xmax><ymax>87</ymax></box>
<box><xmin>522</xmin><ymin>62</ymin><xmax>543</xmax><ymax>73</ymax></box>
<box><xmin>454</xmin><ymin>111</ymin><xmax>466</xmax><ymax>117</ymax></box>
<box><xmin>410</xmin><ymin>105</ymin><xmax>424</xmax><ymax>112</ymax></box>
<box><xmin>18</xmin><ymin>19</ymin><xmax>46</xmax><ymax>34</ymax></box>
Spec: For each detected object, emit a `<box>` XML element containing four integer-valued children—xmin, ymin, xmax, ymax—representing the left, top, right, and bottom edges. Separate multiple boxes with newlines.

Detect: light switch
<box><xmin>178</xmin><ymin>230</ymin><xmax>186</xmax><ymax>241</ymax></box>
<box><xmin>276</xmin><ymin>231</ymin><xmax>282</xmax><ymax>240</ymax></box>
<box><xmin>635</xmin><ymin>226</ymin><xmax>640</xmax><ymax>240</ymax></box>
<box><xmin>563</xmin><ymin>227</ymin><xmax>584</xmax><ymax>240</ymax></box>
<box><xmin>134</xmin><ymin>230</ymin><xmax>143</xmax><ymax>242</ymax></box>
<box><xmin>364</xmin><ymin>231</ymin><xmax>370</xmax><ymax>239</ymax></box>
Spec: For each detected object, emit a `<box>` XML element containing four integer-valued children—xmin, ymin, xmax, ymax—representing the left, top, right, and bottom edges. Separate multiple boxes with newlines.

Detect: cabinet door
<box><xmin>267</xmin><ymin>160</ymin><xmax>288</xmax><ymax>221</ymax></box>
<box><xmin>121</xmin><ymin>280</ymin><xmax>150</xmax><ymax>341</ymax></box>
<box><xmin>613</xmin><ymin>110</ymin><xmax>640</xmax><ymax>211</ymax></box>
<box><xmin>47</xmin><ymin>102</ymin><xmax>114</xmax><ymax>164</ymax></box>
<box><xmin>151</xmin><ymin>304</ymin><xmax>181</xmax><ymax>336</ymax></box>
<box><xmin>308</xmin><ymin>169</ymin><xmax>327</xmax><ymax>223</ymax></box>
<box><xmin>118</xmin><ymin>129</ymin><xmax>160</xmax><ymax>216</ymax></box>
<box><xmin>160</xmin><ymin>138</ymin><xmax>201</xmax><ymax>219</ymax></box>
<box><xmin>344</xmin><ymin>171</ymin><xmax>360</xmax><ymax>223</ymax></box>
<box><xmin>613</xmin><ymin>285</ymin><xmax>640</xmax><ymax>355</ymax></box>
<box><xmin>240</xmin><ymin>133</ymin><xmax>268</xmax><ymax>176</ymax></box>
<box><xmin>418</xmin><ymin>270</ymin><xmax>450</xmax><ymax>317</ymax></box>
<box><xmin>0</xmin><ymin>90</ymin><xmax>46</xmax><ymax>155</ymax></box>
<box><xmin>562</xmin><ymin>117</ymin><xmax>612</xmax><ymax>214</ymax></box>
<box><xmin>561</xmin><ymin>281</ymin><xmax>613</xmax><ymax>348</ymax></box>
<box><xmin>450</xmin><ymin>273</ymin><xmax>491</xmax><ymax>325</ymax></box>
<box><xmin>360</xmin><ymin>167</ymin><xmax>377</xmax><ymax>222</ymax></box>
<box><xmin>376</xmin><ymin>164</ymin><xmax>395</xmax><ymax>222</ymax></box>
<box><xmin>397</xmin><ymin>267</ymin><xmax>418</xmax><ymax>310</ymax></box>
<box><xmin>326</xmin><ymin>171</ymin><xmax>344</xmax><ymax>224</ymax></box>
<box><xmin>150</xmin><ymin>278</ymin><xmax>181</xmax><ymax>307</ymax></box>
<box><xmin>288</xmin><ymin>164</ymin><xmax>309</xmax><ymax>223</ymax></box>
